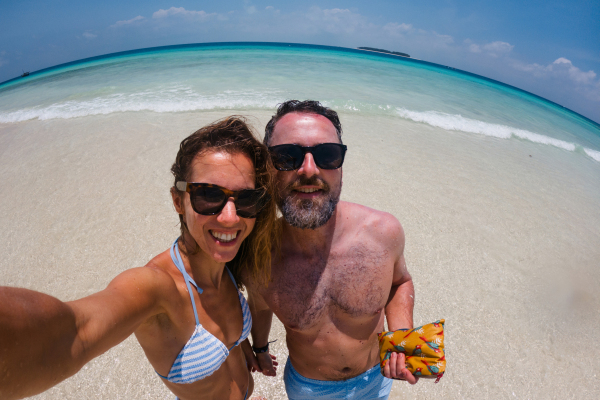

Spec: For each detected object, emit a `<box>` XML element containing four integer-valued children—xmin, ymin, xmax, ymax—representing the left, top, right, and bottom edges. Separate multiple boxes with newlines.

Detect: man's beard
<box><xmin>279</xmin><ymin>176</ymin><xmax>341</xmax><ymax>230</ymax></box>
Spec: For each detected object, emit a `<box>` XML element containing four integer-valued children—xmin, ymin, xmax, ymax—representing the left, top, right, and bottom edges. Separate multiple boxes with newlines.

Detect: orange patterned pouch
<box><xmin>378</xmin><ymin>319</ymin><xmax>446</xmax><ymax>383</ymax></box>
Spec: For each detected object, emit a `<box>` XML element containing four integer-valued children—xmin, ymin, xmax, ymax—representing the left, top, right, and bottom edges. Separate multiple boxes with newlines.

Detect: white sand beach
<box><xmin>1</xmin><ymin>110</ymin><xmax>599</xmax><ymax>399</ymax></box>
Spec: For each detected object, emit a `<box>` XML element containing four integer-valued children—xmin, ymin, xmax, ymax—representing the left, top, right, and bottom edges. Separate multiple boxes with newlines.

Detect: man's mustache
<box><xmin>284</xmin><ymin>176</ymin><xmax>329</xmax><ymax>193</ymax></box>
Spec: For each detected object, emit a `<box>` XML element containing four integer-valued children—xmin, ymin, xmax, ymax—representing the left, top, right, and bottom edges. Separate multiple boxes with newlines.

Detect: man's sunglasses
<box><xmin>268</xmin><ymin>143</ymin><xmax>348</xmax><ymax>171</ymax></box>
<box><xmin>176</xmin><ymin>182</ymin><xmax>268</xmax><ymax>218</ymax></box>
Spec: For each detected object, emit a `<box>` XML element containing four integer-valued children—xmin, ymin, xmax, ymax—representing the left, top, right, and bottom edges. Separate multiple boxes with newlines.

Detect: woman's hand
<box><xmin>241</xmin><ymin>339</ymin><xmax>278</xmax><ymax>376</ymax></box>
<box><xmin>241</xmin><ymin>339</ymin><xmax>260</xmax><ymax>372</ymax></box>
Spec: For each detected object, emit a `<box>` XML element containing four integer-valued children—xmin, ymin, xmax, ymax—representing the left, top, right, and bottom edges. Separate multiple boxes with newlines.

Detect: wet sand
<box><xmin>1</xmin><ymin>110</ymin><xmax>599</xmax><ymax>399</ymax></box>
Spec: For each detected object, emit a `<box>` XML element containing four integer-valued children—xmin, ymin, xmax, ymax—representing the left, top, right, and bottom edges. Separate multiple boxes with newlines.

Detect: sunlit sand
<box><xmin>1</xmin><ymin>109</ymin><xmax>599</xmax><ymax>399</ymax></box>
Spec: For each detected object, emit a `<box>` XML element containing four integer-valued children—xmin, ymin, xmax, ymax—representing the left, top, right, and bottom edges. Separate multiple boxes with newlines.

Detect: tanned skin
<box><xmin>245</xmin><ymin>112</ymin><xmax>417</xmax><ymax>384</ymax></box>
<box><xmin>0</xmin><ymin>151</ymin><xmax>260</xmax><ymax>400</ymax></box>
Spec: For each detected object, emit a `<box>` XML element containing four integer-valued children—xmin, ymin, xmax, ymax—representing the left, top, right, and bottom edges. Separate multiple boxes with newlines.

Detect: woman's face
<box><xmin>173</xmin><ymin>150</ymin><xmax>257</xmax><ymax>265</ymax></box>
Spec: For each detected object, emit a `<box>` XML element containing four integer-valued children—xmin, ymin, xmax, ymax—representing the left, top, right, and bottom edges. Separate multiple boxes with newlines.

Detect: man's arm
<box><xmin>383</xmin><ymin>216</ymin><xmax>414</xmax><ymax>330</ymax></box>
<box><xmin>385</xmin><ymin>252</ymin><xmax>414</xmax><ymax>331</ymax></box>
<box><xmin>0</xmin><ymin>266</ymin><xmax>168</xmax><ymax>399</ymax></box>
<box><xmin>380</xmin><ymin>215</ymin><xmax>418</xmax><ymax>384</ymax></box>
<box><xmin>246</xmin><ymin>285</ymin><xmax>277</xmax><ymax>376</ymax></box>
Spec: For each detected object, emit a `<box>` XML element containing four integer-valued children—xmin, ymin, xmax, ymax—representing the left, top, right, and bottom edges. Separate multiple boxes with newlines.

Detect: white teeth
<box><xmin>211</xmin><ymin>231</ymin><xmax>238</xmax><ymax>242</ymax></box>
<box><xmin>296</xmin><ymin>188</ymin><xmax>319</xmax><ymax>193</ymax></box>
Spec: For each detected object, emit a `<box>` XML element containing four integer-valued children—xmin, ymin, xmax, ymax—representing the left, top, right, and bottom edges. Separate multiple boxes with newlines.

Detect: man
<box><xmin>245</xmin><ymin>100</ymin><xmax>417</xmax><ymax>399</ymax></box>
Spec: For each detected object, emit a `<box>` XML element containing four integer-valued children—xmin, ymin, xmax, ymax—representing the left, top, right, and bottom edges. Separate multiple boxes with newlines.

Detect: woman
<box><xmin>0</xmin><ymin>117</ymin><xmax>278</xmax><ymax>400</ymax></box>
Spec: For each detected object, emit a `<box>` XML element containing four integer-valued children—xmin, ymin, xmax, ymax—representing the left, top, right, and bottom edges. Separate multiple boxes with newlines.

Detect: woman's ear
<box><xmin>171</xmin><ymin>187</ymin><xmax>184</xmax><ymax>215</ymax></box>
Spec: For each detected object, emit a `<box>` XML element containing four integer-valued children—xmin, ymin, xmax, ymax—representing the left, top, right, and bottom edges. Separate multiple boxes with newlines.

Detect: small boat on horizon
<box><xmin>21</xmin><ymin>71</ymin><xmax>30</xmax><ymax>77</ymax></box>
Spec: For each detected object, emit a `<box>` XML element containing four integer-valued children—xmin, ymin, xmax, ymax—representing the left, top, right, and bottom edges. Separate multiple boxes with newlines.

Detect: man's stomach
<box><xmin>285</xmin><ymin>323</ymin><xmax>382</xmax><ymax>381</ymax></box>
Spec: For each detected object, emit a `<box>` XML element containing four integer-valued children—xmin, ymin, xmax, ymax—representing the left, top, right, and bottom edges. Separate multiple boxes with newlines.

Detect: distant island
<box><xmin>357</xmin><ymin>47</ymin><xmax>410</xmax><ymax>58</ymax></box>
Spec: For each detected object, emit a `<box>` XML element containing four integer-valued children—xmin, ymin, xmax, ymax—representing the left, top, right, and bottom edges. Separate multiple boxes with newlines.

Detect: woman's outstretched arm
<box><xmin>0</xmin><ymin>265</ymin><xmax>170</xmax><ymax>400</ymax></box>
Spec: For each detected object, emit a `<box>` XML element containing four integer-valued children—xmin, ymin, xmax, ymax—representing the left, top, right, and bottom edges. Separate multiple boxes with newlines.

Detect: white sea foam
<box><xmin>1</xmin><ymin>89</ymin><xmax>599</xmax><ymax>163</ymax></box>
<box><xmin>396</xmin><ymin>108</ymin><xmax>600</xmax><ymax>162</ymax></box>
<box><xmin>583</xmin><ymin>148</ymin><xmax>600</xmax><ymax>162</ymax></box>
<box><xmin>0</xmin><ymin>87</ymin><xmax>283</xmax><ymax>123</ymax></box>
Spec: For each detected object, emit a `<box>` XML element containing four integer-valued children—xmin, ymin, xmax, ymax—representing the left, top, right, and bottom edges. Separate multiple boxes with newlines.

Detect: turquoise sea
<box><xmin>1</xmin><ymin>43</ymin><xmax>599</xmax><ymax>399</ymax></box>
<box><xmin>1</xmin><ymin>42</ymin><xmax>599</xmax><ymax>162</ymax></box>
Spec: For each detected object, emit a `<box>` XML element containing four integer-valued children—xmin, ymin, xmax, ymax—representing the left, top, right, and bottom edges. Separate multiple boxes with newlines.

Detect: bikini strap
<box><xmin>225</xmin><ymin>266</ymin><xmax>251</xmax><ymax>349</ymax></box>
<box><xmin>170</xmin><ymin>238</ymin><xmax>202</xmax><ymax>325</ymax></box>
<box><xmin>224</xmin><ymin>266</ymin><xmax>238</xmax><ymax>288</ymax></box>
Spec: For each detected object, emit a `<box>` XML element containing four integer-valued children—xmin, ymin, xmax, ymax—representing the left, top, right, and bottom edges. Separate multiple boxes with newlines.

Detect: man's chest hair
<box><xmin>266</xmin><ymin>244</ymin><xmax>393</xmax><ymax>330</ymax></box>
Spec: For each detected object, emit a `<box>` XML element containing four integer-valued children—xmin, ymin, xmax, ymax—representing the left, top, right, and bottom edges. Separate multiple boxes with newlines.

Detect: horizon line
<box><xmin>1</xmin><ymin>41</ymin><xmax>598</xmax><ymax>128</ymax></box>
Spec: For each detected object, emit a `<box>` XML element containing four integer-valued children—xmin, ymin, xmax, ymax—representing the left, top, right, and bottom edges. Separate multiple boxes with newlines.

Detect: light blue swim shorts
<box><xmin>283</xmin><ymin>358</ymin><xmax>393</xmax><ymax>400</ymax></box>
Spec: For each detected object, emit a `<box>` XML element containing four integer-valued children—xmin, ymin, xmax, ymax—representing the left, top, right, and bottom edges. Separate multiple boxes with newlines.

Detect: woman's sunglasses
<box><xmin>176</xmin><ymin>182</ymin><xmax>268</xmax><ymax>218</ymax></box>
<box><xmin>268</xmin><ymin>143</ymin><xmax>348</xmax><ymax>171</ymax></box>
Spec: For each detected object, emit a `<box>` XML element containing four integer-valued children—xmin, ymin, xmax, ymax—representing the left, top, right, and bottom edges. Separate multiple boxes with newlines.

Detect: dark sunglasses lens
<box><xmin>271</xmin><ymin>145</ymin><xmax>304</xmax><ymax>171</ymax></box>
<box><xmin>236</xmin><ymin>190</ymin><xmax>267</xmax><ymax>218</ymax></box>
<box><xmin>191</xmin><ymin>186</ymin><xmax>226</xmax><ymax>214</ymax></box>
<box><xmin>313</xmin><ymin>144</ymin><xmax>345</xmax><ymax>169</ymax></box>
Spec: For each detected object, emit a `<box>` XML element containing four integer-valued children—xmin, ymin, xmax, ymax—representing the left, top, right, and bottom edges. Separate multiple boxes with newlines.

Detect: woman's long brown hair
<box><xmin>171</xmin><ymin>116</ymin><xmax>278</xmax><ymax>288</ymax></box>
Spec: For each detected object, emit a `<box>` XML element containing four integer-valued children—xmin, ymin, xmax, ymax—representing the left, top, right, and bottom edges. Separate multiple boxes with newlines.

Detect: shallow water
<box><xmin>1</xmin><ymin>43</ymin><xmax>599</xmax><ymax>159</ymax></box>
<box><xmin>1</xmin><ymin>44</ymin><xmax>599</xmax><ymax>399</ymax></box>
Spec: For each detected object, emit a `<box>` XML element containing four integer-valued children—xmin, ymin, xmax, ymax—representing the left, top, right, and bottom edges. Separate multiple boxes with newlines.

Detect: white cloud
<box><xmin>152</xmin><ymin>7</ymin><xmax>214</xmax><ymax>20</ymax></box>
<box><xmin>242</xmin><ymin>0</ymin><xmax>256</xmax><ymax>14</ymax></box>
<box><xmin>513</xmin><ymin>57</ymin><xmax>596</xmax><ymax>84</ymax></box>
<box><xmin>511</xmin><ymin>57</ymin><xmax>600</xmax><ymax>102</ymax></box>
<box><xmin>383</xmin><ymin>22</ymin><xmax>413</xmax><ymax>36</ymax></box>
<box><xmin>552</xmin><ymin>57</ymin><xmax>597</xmax><ymax>85</ymax></box>
<box><xmin>82</xmin><ymin>32</ymin><xmax>97</xmax><ymax>39</ymax></box>
<box><xmin>467</xmin><ymin>40</ymin><xmax>513</xmax><ymax>57</ymax></box>
<box><xmin>469</xmin><ymin>43</ymin><xmax>482</xmax><ymax>53</ymax></box>
<box><xmin>304</xmin><ymin>7</ymin><xmax>375</xmax><ymax>35</ymax></box>
<box><xmin>431</xmin><ymin>32</ymin><xmax>454</xmax><ymax>46</ymax></box>
<box><xmin>483</xmin><ymin>41</ymin><xmax>513</xmax><ymax>56</ymax></box>
<box><xmin>111</xmin><ymin>15</ymin><xmax>145</xmax><ymax>28</ymax></box>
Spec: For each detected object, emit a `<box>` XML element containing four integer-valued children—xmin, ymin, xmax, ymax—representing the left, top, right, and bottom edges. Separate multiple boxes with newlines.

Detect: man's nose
<box><xmin>217</xmin><ymin>199</ymin><xmax>239</xmax><ymax>224</ymax></box>
<box><xmin>297</xmin><ymin>152</ymin><xmax>319</xmax><ymax>177</ymax></box>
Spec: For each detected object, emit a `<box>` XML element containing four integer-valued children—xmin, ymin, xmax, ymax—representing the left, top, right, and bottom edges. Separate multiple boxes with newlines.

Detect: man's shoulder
<box><xmin>338</xmin><ymin>201</ymin><xmax>404</xmax><ymax>242</ymax></box>
<box><xmin>339</xmin><ymin>201</ymin><xmax>402</xmax><ymax>233</ymax></box>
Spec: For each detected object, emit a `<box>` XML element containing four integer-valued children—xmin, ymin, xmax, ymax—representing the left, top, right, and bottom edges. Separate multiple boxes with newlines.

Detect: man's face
<box><xmin>269</xmin><ymin>112</ymin><xmax>342</xmax><ymax>229</ymax></box>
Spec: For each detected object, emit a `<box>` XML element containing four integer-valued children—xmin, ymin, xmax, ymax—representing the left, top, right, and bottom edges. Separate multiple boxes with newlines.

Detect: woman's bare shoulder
<box><xmin>104</xmin><ymin>249</ymin><xmax>180</xmax><ymax>305</ymax></box>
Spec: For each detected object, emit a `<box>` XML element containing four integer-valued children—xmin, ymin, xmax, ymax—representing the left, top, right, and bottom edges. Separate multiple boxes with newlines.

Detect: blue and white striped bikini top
<box><xmin>157</xmin><ymin>239</ymin><xmax>252</xmax><ymax>384</ymax></box>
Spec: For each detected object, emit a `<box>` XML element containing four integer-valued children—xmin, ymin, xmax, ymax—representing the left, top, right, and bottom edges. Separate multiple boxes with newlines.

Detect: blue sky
<box><xmin>1</xmin><ymin>0</ymin><xmax>599</xmax><ymax>122</ymax></box>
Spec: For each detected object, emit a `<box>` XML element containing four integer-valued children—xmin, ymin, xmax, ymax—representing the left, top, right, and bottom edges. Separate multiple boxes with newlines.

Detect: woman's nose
<box><xmin>217</xmin><ymin>199</ymin><xmax>239</xmax><ymax>224</ymax></box>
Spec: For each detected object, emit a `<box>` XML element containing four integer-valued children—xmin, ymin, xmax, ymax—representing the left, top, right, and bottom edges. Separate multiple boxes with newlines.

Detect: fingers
<box><xmin>248</xmin><ymin>359</ymin><xmax>261</xmax><ymax>373</ymax></box>
<box><xmin>242</xmin><ymin>339</ymin><xmax>261</xmax><ymax>372</ymax></box>
<box><xmin>389</xmin><ymin>352</ymin><xmax>398</xmax><ymax>378</ymax></box>
<box><xmin>397</xmin><ymin>353</ymin><xmax>419</xmax><ymax>385</ymax></box>
<box><xmin>403</xmin><ymin>371</ymin><xmax>418</xmax><ymax>385</ymax></box>
<box><xmin>383</xmin><ymin>352</ymin><xmax>419</xmax><ymax>384</ymax></box>
<box><xmin>257</xmin><ymin>352</ymin><xmax>277</xmax><ymax>377</ymax></box>
<box><xmin>383</xmin><ymin>353</ymin><xmax>392</xmax><ymax>378</ymax></box>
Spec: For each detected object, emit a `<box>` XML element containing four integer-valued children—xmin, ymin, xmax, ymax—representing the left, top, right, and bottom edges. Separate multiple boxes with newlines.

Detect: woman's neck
<box><xmin>179</xmin><ymin>235</ymin><xmax>227</xmax><ymax>290</ymax></box>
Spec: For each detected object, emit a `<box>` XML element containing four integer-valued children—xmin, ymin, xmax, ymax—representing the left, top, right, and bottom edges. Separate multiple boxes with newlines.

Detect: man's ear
<box><xmin>171</xmin><ymin>187</ymin><xmax>184</xmax><ymax>214</ymax></box>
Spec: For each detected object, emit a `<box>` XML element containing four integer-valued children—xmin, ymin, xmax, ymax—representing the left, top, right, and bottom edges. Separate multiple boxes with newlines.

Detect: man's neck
<box><xmin>280</xmin><ymin>207</ymin><xmax>341</xmax><ymax>257</ymax></box>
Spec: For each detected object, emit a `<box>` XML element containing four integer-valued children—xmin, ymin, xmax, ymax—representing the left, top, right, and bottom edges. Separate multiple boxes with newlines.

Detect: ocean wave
<box><xmin>583</xmin><ymin>148</ymin><xmax>600</xmax><ymax>162</ymax></box>
<box><xmin>0</xmin><ymin>87</ymin><xmax>284</xmax><ymax>123</ymax></box>
<box><xmin>396</xmin><ymin>108</ymin><xmax>599</xmax><ymax>162</ymax></box>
